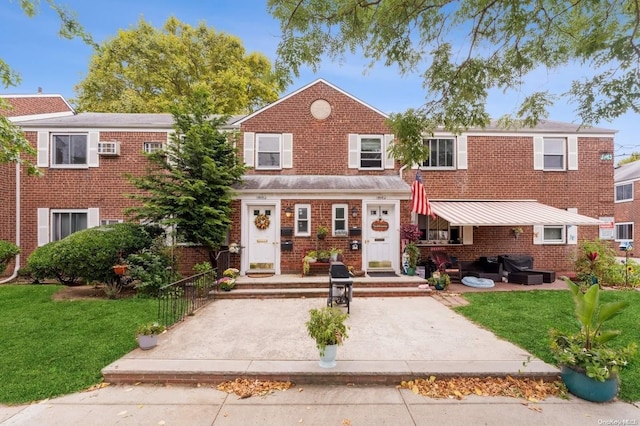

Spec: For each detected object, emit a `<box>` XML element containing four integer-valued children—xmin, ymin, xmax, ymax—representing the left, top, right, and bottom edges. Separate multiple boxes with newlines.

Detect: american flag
<box><xmin>411</xmin><ymin>171</ymin><xmax>435</xmax><ymax>218</ymax></box>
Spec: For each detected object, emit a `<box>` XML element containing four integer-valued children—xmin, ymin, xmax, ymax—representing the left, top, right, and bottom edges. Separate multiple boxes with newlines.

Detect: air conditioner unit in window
<box><xmin>98</xmin><ymin>142</ymin><xmax>120</xmax><ymax>155</ymax></box>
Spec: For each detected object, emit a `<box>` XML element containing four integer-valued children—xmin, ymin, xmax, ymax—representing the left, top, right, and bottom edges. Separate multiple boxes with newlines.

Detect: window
<box><xmin>100</xmin><ymin>219</ymin><xmax>123</xmax><ymax>225</ymax></box>
<box><xmin>333</xmin><ymin>204</ymin><xmax>348</xmax><ymax>236</ymax></box>
<box><xmin>543</xmin><ymin>138</ymin><xmax>565</xmax><ymax>170</ymax></box>
<box><xmin>422</xmin><ymin>138</ymin><xmax>454</xmax><ymax>168</ymax></box>
<box><xmin>360</xmin><ymin>136</ymin><xmax>383</xmax><ymax>169</ymax></box>
<box><xmin>417</xmin><ymin>215</ymin><xmax>461</xmax><ymax>244</ymax></box>
<box><xmin>615</xmin><ymin>183</ymin><xmax>633</xmax><ymax>202</ymax></box>
<box><xmin>52</xmin><ymin>134</ymin><xmax>87</xmax><ymax>165</ymax></box>
<box><xmin>144</xmin><ymin>142</ymin><xmax>164</xmax><ymax>153</ymax></box>
<box><xmin>295</xmin><ymin>204</ymin><xmax>311</xmax><ymax>236</ymax></box>
<box><xmin>616</xmin><ymin>222</ymin><xmax>633</xmax><ymax>241</ymax></box>
<box><xmin>52</xmin><ymin>211</ymin><xmax>88</xmax><ymax>241</ymax></box>
<box><xmin>256</xmin><ymin>134</ymin><xmax>281</xmax><ymax>169</ymax></box>
<box><xmin>543</xmin><ymin>225</ymin><xmax>565</xmax><ymax>243</ymax></box>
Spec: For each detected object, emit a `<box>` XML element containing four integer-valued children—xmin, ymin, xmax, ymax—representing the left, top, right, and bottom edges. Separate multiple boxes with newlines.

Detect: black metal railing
<box><xmin>215</xmin><ymin>249</ymin><xmax>230</xmax><ymax>278</ymax></box>
<box><xmin>157</xmin><ymin>270</ymin><xmax>216</xmax><ymax>327</ymax></box>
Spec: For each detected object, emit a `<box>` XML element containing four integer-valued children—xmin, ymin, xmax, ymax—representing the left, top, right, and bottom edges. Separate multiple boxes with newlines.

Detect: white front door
<box><xmin>364</xmin><ymin>203</ymin><xmax>397</xmax><ymax>270</ymax></box>
<box><xmin>247</xmin><ymin>204</ymin><xmax>277</xmax><ymax>271</ymax></box>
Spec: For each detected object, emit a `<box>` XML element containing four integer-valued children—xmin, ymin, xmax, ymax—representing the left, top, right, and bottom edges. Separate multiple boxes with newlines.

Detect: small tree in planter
<box><xmin>306</xmin><ymin>306</ymin><xmax>349</xmax><ymax>368</ymax></box>
<box><xmin>404</xmin><ymin>242</ymin><xmax>421</xmax><ymax>275</ymax></box>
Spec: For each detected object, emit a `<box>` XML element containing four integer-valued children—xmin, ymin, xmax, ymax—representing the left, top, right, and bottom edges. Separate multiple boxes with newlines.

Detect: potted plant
<box><xmin>317</xmin><ymin>226</ymin><xmax>329</xmax><ymax>240</ymax></box>
<box><xmin>329</xmin><ymin>247</ymin><xmax>342</xmax><ymax>261</ymax></box>
<box><xmin>549</xmin><ymin>278</ymin><xmax>637</xmax><ymax>402</ymax></box>
<box><xmin>306</xmin><ymin>306</ymin><xmax>349</xmax><ymax>368</ymax></box>
<box><xmin>135</xmin><ymin>322</ymin><xmax>166</xmax><ymax>350</ymax></box>
<box><xmin>400</xmin><ymin>223</ymin><xmax>421</xmax><ymax>242</ymax></box>
<box><xmin>404</xmin><ymin>242</ymin><xmax>420</xmax><ymax>276</ymax></box>
<box><xmin>317</xmin><ymin>249</ymin><xmax>331</xmax><ymax>263</ymax></box>
<box><xmin>216</xmin><ymin>267</ymin><xmax>239</xmax><ymax>291</ymax></box>
<box><xmin>427</xmin><ymin>271</ymin><xmax>450</xmax><ymax>290</ymax></box>
<box><xmin>511</xmin><ymin>227</ymin><xmax>523</xmax><ymax>239</ymax></box>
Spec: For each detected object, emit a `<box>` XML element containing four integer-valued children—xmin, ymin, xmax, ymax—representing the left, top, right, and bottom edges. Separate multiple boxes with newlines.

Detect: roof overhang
<box><xmin>430</xmin><ymin>200</ymin><xmax>604</xmax><ymax>226</ymax></box>
<box><xmin>235</xmin><ymin>175</ymin><xmax>410</xmax><ymax>195</ymax></box>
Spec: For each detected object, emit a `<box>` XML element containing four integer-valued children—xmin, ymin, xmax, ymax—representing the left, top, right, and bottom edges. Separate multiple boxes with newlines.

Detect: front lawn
<box><xmin>0</xmin><ymin>285</ymin><xmax>157</xmax><ymax>404</ymax></box>
<box><xmin>454</xmin><ymin>289</ymin><xmax>640</xmax><ymax>401</ymax></box>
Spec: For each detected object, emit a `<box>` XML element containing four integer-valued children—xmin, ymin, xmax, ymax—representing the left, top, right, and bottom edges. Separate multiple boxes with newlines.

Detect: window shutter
<box><xmin>88</xmin><ymin>208</ymin><xmax>100</xmax><ymax>228</ymax></box>
<box><xmin>533</xmin><ymin>225</ymin><xmax>544</xmax><ymax>245</ymax></box>
<box><xmin>566</xmin><ymin>208</ymin><xmax>578</xmax><ymax>244</ymax></box>
<box><xmin>384</xmin><ymin>134</ymin><xmax>394</xmax><ymax>169</ymax></box>
<box><xmin>282</xmin><ymin>133</ymin><xmax>293</xmax><ymax>168</ymax></box>
<box><xmin>243</xmin><ymin>132</ymin><xmax>255</xmax><ymax>167</ymax></box>
<box><xmin>37</xmin><ymin>132</ymin><xmax>49</xmax><ymax>167</ymax></box>
<box><xmin>37</xmin><ymin>208</ymin><xmax>49</xmax><ymax>246</ymax></box>
<box><xmin>533</xmin><ymin>137</ymin><xmax>544</xmax><ymax>170</ymax></box>
<box><xmin>567</xmin><ymin>136</ymin><xmax>578</xmax><ymax>170</ymax></box>
<box><xmin>348</xmin><ymin>134</ymin><xmax>359</xmax><ymax>168</ymax></box>
<box><xmin>462</xmin><ymin>226</ymin><xmax>473</xmax><ymax>245</ymax></box>
<box><xmin>457</xmin><ymin>135</ymin><xmax>468</xmax><ymax>169</ymax></box>
<box><xmin>88</xmin><ymin>131</ymin><xmax>99</xmax><ymax>167</ymax></box>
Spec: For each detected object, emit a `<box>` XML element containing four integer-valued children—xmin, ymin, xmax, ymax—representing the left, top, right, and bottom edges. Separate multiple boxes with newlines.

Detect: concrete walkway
<box><xmin>1</xmin><ymin>294</ymin><xmax>638</xmax><ymax>425</ymax></box>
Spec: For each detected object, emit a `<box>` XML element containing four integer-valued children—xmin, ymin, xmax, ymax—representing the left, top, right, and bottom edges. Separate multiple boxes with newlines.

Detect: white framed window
<box><xmin>52</xmin><ymin>210</ymin><xmax>88</xmax><ymax>241</ymax></box>
<box><xmin>100</xmin><ymin>219</ymin><xmax>123</xmax><ymax>225</ymax></box>
<box><xmin>332</xmin><ymin>204</ymin><xmax>348</xmax><ymax>236</ymax></box>
<box><xmin>295</xmin><ymin>204</ymin><xmax>311</xmax><ymax>237</ymax></box>
<box><xmin>615</xmin><ymin>222</ymin><xmax>633</xmax><ymax>241</ymax></box>
<box><xmin>543</xmin><ymin>138</ymin><xmax>566</xmax><ymax>170</ymax></box>
<box><xmin>256</xmin><ymin>134</ymin><xmax>281</xmax><ymax>170</ymax></box>
<box><xmin>543</xmin><ymin>225</ymin><xmax>565</xmax><ymax>244</ymax></box>
<box><xmin>422</xmin><ymin>138</ymin><xmax>455</xmax><ymax>168</ymax></box>
<box><xmin>359</xmin><ymin>135</ymin><xmax>383</xmax><ymax>169</ymax></box>
<box><xmin>52</xmin><ymin>134</ymin><xmax>88</xmax><ymax>166</ymax></box>
<box><xmin>144</xmin><ymin>142</ymin><xmax>164</xmax><ymax>153</ymax></box>
<box><xmin>615</xmin><ymin>183</ymin><xmax>633</xmax><ymax>202</ymax></box>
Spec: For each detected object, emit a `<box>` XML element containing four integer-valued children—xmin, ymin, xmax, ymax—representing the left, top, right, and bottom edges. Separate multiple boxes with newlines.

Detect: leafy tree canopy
<box><xmin>268</xmin><ymin>0</ymin><xmax>640</xmax><ymax>166</ymax></box>
<box><xmin>74</xmin><ymin>16</ymin><xmax>282</xmax><ymax>114</ymax></box>
<box><xmin>1</xmin><ymin>0</ymin><xmax>93</xmax><ymax>175</ymax></box>
<box><xmin>125</xmin><ymin>87</ymin><xmax>246</xmax><ymax>264</ymax></box>
<box><xmin>617</xmin><ymin>152</ymin><xmax>640</xmax><ymax>167</ymax></box>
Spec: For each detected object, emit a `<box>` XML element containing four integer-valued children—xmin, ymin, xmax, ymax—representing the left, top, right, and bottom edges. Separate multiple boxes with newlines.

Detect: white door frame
<box><xmin>362</xmin><ymin>199</ymin><xmax>401</xmax><ymax>273</ymax></box>
<box><xmin>240</xmin><ymin>199</ymin><xmax>282</xmax><ymax>275</ymax></box>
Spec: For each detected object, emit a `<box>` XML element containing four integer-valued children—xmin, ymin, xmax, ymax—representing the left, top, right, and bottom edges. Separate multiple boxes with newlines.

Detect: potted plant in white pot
<box><xmin>136</xmin><ymin>322</ymin><xmax>166</xmax><ymax>350</ymax></box>
<box><xmin>306</xmin><ymin>306</ymin><xmax>349</xmax><ymax>368</ymax></box>
<box><xmin>549</xmin><ymin>278</ymin><xmax>637</xmax><ymax>402</ymax></box>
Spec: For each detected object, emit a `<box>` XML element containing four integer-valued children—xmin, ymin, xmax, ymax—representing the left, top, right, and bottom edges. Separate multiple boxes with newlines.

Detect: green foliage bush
<box><xmin>127</xmin><ymin>249</ymin><xmax>173</xmax><ymax>297</ymax></box>
<box><xmin>572</xmin><ymin>239</ymin><xmax>618</xmax><ymax>285</ymax></box>
<box><xmin>27</xmin><ymin>223</ymin><xmax>164</xmax><ymax>285</ymax></box>
<box><xmin>0</xmin><ymin>240</ymin><xmax>20</xmax><ymax>275</ymax></box>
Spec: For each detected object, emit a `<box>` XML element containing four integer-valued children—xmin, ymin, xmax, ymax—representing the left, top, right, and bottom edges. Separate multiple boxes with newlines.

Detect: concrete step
<box><xmin>214</xmin><ymin>286</ymin><xmax>432</xmax><ymax>299</ymax></box>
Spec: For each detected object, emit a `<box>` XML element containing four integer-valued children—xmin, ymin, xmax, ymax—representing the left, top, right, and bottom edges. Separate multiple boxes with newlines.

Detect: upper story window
<box><xmin>52</xmin><ymin>211</ymin><xmax>88</xmax><ymax>241</ymax></box>
<box><xmin>615</xmin><ymin>183</ymin><xmax>633</xmax><ymax>202</ymax></box>
<box><xmin>543</xmin><ymin>138</ymin><xmax>566</xmax><ymax>170</ymax></box>
<box><xmin>422</xmin><ymin>138</ymin><xmax>454</xmax><ymax>168</ymax></box>
<box><xmin>52</xmin><ymin>134</ymin><xmax>87</xmax><ymax>166</ymax></box>
<box><xmin>144</xmin><ymin>142</ymin><xmax>164</xmax><ymax>153</ymax></box>
<box><xmin>295</xmin><ymin>204</ymin><xmax>311</xmax><ymax>237</ymax></box>
<box><xmin>359</xmin><ymin>136</ymin><xmax>383</xmax><ymax>169</ymax></box>
<box><xmin>616</xmin><ymin>222</ymin><xmax>633</xmax><ymax>241</ymax></box>
<box><xmin>256</xmin><ymin>134</ymin><xmax>281</xmax><ymax>170</ymax></box>
<box><xmin>332</xmin><ymin>204</ymin><xmax>348</xmax><ymax>236</ymax></box>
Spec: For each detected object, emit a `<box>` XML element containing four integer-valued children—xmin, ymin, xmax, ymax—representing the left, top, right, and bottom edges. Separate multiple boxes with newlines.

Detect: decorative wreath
<box><xmin>255</xmin><ymin>213</ymin><xmax>270</xmax><ymax>230</ymax></box>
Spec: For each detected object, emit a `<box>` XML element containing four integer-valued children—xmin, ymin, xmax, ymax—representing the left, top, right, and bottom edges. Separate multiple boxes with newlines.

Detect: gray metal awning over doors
<box><xmin>429</xmin><ymin>201</ymin><xmax>604</xmax><ymax>226</ymax></box>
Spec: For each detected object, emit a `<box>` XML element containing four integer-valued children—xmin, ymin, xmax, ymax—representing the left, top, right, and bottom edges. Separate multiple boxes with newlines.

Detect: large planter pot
<box><xmin>319</xmin><ymin>344</ymin><xmax>338</xmax><ymax>368</ymax></box>
<box><xmin>137</xmin><ymin>334</ymin><xmax>159</xmax><ymax>350</ymax></box>
<box><xmin>406</xmin><ymin>267</ymin><xmax>416</xmax><ymax>276</ymax></box>
<box><xmin>561</xmin><ymin>366</ymin><xmax>619</xmax><ymax>402</ymax></box>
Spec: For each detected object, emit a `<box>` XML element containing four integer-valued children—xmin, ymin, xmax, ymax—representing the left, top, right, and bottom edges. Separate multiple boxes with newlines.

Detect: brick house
<box><xmin>613</xmin><ymin>160</ymin><xmax>640</xmax><ymax>251</ymax></box>
<box><xmin>1</xmin><ymin>79</ymin><xmax>614</xmax><ymax>279</ymax></box>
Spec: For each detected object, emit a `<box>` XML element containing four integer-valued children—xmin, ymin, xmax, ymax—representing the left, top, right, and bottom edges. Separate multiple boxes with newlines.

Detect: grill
<box><xmin>328</xmin><ymin>262</ymin><xmax>353</xmax><ymax>314</ymax></box>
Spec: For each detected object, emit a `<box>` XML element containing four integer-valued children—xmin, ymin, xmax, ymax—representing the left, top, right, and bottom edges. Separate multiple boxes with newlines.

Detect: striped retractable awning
<box><xmin>429</xmin><ymin>201</ymin><xmax>604</xmax><ymax>226</ymax></box>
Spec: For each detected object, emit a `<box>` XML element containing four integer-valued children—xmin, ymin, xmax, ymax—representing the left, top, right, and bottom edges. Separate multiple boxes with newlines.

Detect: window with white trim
<box><xmin>100</xmin><ymin>219</ymin><xmax>123</xmax><ymax>225</ymax></box>
<box><xmin>52</xmin><ymin>211</ymin><xmax>88</xmax><ymax>241</ymax></box>
<box><xmin>422</xmin><ymin>138</ymin><xmax>454</xmax><ymax>168</ymax></box>
<box><xmin>52</xmin><ymin>134</ymin><xmax>88</xmax><ymax>166</ymax></box>
<box><xmin>256</xmin><ymin>134</ymin><xmax>281</xmax><ymax>169</ymax></box>
<box><xmin>543</xmin><ymin>138</ymin><xmax>566</xmax><ymax>170</ymax></box>
<box><xmin>615</xmin><ymin>183</ymin><xmax>633</xmax><ymax>202</ymax></box>
<box><xmin>359</xmin><ymin>136</ymin><xmax>383</xmax><ymax>169</ymax></box>
<box><xmin>615</xmin><ymin>222</ymin><xmax>633</xmax><ymax>241</ymax></box>
<box><xmin>144</xmin><ymin>142</ymin><xmax>164</xmax><ymax>153</ymax></box>
<box><xmin>543</xmin><ymin>225</ymin><xmax>565</xmax><ymax>243</ymax></box>
<box><xmin>295</xmin><ymin>204</ymin><xmax>311</xmax><ymax>236</ymax></box>
<box><xmin>332</xmin><ymin>204</ymin><xmax>348</xmax><ymax>236</ymax></box>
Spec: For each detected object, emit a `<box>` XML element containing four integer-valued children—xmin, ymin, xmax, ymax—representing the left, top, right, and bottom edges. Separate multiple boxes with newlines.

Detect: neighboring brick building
<box><xmin>613</xmin><ymin>160</ymin><xmax>640</xmax><ymax>253</ymax></box>
<box><xmin>1</xmin><ymin>79</ymin><xmax>614</xmax><ymax>279</ymax></box>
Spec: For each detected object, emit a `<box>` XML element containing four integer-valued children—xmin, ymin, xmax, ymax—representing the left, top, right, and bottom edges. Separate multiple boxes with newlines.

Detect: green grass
<box><xmin>454</xmin><ymin>289</ymin><xmax>640</xmax><ymax>402</ymax></box>
<box><xmin>0</xmin><ymin>285</ymin><xmax>157</xmax><ymax>404</ymax></box>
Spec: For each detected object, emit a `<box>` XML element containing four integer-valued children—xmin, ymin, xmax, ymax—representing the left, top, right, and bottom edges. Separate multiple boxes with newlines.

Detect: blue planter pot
<box><xmin>561</xmin><ymin>366</ymin><xmax>619</xmax><ymax>402</ymax></box>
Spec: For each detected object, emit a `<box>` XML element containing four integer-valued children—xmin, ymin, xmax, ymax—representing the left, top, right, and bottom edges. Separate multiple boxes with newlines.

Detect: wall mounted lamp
<box><xmin>285</xmin><ymin>206</ymin><xmax>292</xmax><ymax>218</ymax></box>
<box><xmin>351</xmin><ymin>206</ymin><xmax>358</xmax><ymax>218</ymax></box>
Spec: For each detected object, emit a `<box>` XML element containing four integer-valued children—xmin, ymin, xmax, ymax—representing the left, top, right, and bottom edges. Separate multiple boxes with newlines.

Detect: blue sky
<box><xmin>1</xmin><ymin>0</ymin><xmax>637</xmax><ymax>161</ymax></box>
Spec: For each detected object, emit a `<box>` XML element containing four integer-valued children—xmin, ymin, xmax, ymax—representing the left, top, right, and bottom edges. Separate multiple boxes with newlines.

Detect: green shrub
<box><xmin>0</xmin><ymin>240</ymin><xmax>20</xmax><ymax>275</ymax></box>
<box><xmin>26</xmin><ymin>223</ymin><xmax>164</xmax><ymax>285</ymax></box>
<box><xmin>127</xmin><ymin>250</ymin><xmax>173</xmax><ymax>297</ymax></box>
<box><xmin>572</xmin><ymin>239</ymin><xmax>618</xmax><ymax>285</ymax></box>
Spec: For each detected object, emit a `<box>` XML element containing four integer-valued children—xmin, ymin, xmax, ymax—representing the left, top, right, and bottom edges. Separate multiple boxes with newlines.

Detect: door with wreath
<box><xmin>365</xmin><ymin>204</ymin><xmax>397</xmax><ymax>271</ymax></box>
<box><xmin>247</xmin><ymin>205</ymin><xmax>277</xmax><ymax>271</ymax></box>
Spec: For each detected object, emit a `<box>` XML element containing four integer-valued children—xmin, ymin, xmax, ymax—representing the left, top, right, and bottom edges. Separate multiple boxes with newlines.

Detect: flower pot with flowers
<box><xmin>135</xmin><ymin>322</ymin><xmax>166</xmax><ymax>350</ymax></box>
<box><xmin>427</xmin><ymin>271</ymin><xmax>450</xmax><ymax>290</ymax></box>
<box><xmin>217</xmin><ymin>268</ymin><xmax>239</xmax><ymax>291</ymax></box>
